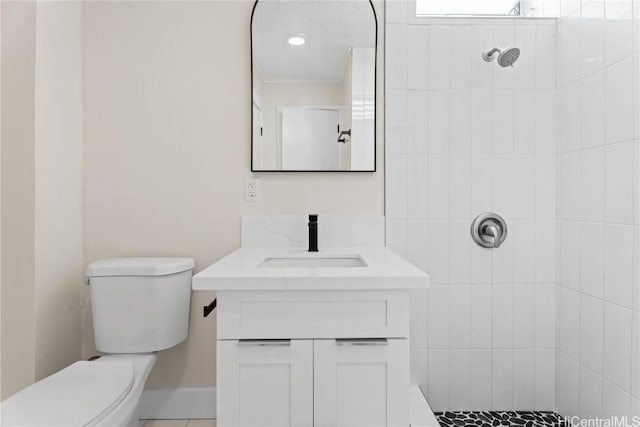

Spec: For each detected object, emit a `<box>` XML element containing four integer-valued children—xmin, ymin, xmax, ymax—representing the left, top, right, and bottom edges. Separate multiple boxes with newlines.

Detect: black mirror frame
<box><xmin>250</xmin><ymin>0</ymin><xmax>378</xmax><ymax>173</ymax></box>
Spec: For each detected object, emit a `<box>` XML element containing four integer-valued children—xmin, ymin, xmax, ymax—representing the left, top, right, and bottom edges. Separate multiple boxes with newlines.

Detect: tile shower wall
<box><xmin>556</xmin><ymin>0</ymin><xmax>640</xmax><ymax>419</ymax></box>
<box><xmin>385</xmin><ymin>4</ymin><xmax>559</xmax><ymax>411</ymax></box>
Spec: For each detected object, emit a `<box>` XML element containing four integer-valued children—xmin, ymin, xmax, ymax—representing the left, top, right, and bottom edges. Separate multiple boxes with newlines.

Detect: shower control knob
<box><xmin>471</xmin><ymin>212</ymin><xmax>508</xmax><ymax>248</ymax></box>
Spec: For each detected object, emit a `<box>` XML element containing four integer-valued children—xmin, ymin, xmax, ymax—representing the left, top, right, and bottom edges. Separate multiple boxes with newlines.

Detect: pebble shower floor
<box><xmin>435</xmin><ymin>411</ymin><xmax>564</xmax><ymax>426</ymax></box>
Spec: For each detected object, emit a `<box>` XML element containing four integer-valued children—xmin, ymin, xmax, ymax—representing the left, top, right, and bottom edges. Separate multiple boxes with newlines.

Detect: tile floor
<box><xmin>141</xmin><ymin>420</ymin><xmax>216</xmax><ymax>427</ymax></box>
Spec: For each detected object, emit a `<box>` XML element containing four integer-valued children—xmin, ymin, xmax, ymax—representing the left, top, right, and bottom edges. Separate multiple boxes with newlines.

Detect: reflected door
<box><xmin>281</xmin><ymin>107</ymin><xmax>339</xmax><ymax>170</ymax></box>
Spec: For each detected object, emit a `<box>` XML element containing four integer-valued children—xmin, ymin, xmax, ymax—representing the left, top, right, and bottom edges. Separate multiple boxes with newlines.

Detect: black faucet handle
<box><xmin>309</xmin><ymin>214</ymin><xmax>318</xmax><ymax>222</ymax></box>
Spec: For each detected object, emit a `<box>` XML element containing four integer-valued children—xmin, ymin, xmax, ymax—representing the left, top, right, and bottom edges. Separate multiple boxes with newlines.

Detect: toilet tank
<box><xmin>87</xmin><ymin>257</ymin><xmax>195</xmax><ymax>354</ymax></box>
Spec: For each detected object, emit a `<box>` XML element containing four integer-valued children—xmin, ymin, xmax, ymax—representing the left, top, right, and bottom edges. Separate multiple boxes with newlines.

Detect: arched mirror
<box><xmin>251</xmin><ymin>0</ymin><xmax>377</xmax><ymax>172</ymax></box>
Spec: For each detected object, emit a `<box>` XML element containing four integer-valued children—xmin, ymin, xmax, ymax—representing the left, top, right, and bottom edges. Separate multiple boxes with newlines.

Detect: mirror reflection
<box><xmin>251</xmin><ymin>0</ymin><xmax>377</xmax><ymax>171</ymax></box>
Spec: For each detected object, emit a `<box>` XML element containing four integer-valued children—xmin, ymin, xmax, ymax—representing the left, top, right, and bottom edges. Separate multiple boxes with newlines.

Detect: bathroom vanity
<box><xmin>193</xmin><ymin>217</ymin><xmax>429</xmax><ymax>427</ymax></box>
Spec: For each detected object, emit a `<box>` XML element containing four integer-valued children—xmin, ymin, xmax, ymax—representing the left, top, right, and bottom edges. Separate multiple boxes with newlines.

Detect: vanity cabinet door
<box><xmin>217</xmin><ymin>339</ymin><xmax>313</xmax><ymax>427</ymax></box>
<box><xmin>313</xmin><ymin>338</ymin><xmax>409</xmax><ymax>427</ymax></box>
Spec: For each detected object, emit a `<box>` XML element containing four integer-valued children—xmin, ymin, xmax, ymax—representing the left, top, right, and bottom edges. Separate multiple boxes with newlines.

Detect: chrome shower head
<box><xmin>482</xmin><ymin>46</ymin><xmax>520</xmax><ymax>67</ymax></box>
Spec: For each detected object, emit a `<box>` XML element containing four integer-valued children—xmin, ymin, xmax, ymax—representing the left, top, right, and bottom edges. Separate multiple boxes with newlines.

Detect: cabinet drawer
<box><xmin>217</xmin><ymin>290</ymin><xmax>410</xmax><ymax>339</ymax></box>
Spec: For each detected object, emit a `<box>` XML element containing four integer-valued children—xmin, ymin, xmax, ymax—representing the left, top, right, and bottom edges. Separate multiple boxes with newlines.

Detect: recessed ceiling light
<box><xmin>288</xmin><ymin>36</ymin><xmax>305</xmax><ymax>46</ymax></box>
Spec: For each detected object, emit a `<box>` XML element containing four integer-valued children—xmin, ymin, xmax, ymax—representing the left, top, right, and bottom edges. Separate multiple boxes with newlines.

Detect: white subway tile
<box><xmin>560</xmin><ymin>221</ymin><xmax>581</xmax><ymax>290</ymax></box>
<box><xmin>450</xmin><ymin>25</ymin><xmax>472</xmax><ymax>90</ymax></box>
<box><xmin>536</xmin><ymin>25</ymin><xmax>557</xmax><ymax>90</ymax></box>
<box><xmin>603</xmin><ymin>302</ymin><xmax>633</xmax><ymax>391</ymax></box>
<box><xmin>535</xmin><ymin>91</ymin><xmax>557</xmax><ymax>154</ymax></box>
<box><xmin>471</xmin><ymin>284</ymin><xmax>493</xmax><ymax>348</ymax></box>
<box><xmin>428</xmin><ymin>157</ymin><xmax>450</xmax><ymax>219</ymax></box>
<box><xmin>514</xmin><ymin>220</ymin><xmax>536</xmax><ymax>283</ymax></box>
<box><xmin>493</xmin><ymin>92</ymin><xmax>515</xmax><ymax>155</ymax></box>
<box><xmin>515</xmin><ymin>156</ymin><xmax>536</xmax><ymax>218</ymax></box>
<box><xmin>428</xmin><ymin>91</ymin><xmax>451</xmax><ymax>154</ymax></box>
<box><xmin>535</xmin><ymin>284</ymin><xmax>557</xmax><ymax>348</ymax></box>
<box><xmin>605</xmin><ymin>57</ymin><xmax>635</xmax><ymax>145</ymax></box>
<box><xmin>407</xmin><ymin>219</ymin><xmax>429</xmax><ymax>272</ymax></box>
<box><xmin>534</xmin><ymin>349</ymin><xmax>557</xmax><ymax>410</ymax></box>
<box><xmin>427</xmin><ymin>349</ymin><xmax>450</xmax><ymax>411</ymax></box>
<box><xmin>513</xmin><ymin>349</ymin><xmax>535</xmax><ymax>410</ymax></box>
<box><xmin>386</xmin><ymin>219</ymin><xmax>407</xmax><ymax>258</ymax></box>
<box><xmin>581</xmin><ymin>222</ymin><xmax>605</xmax><ymax>298</ymax></box>
<box><xmin>493</xmin><ymin>284</ymin><xmax>515</xmax><ymax>348</ymax></box>
<box><xmin>451</xmin><ymin>156</ymin><xmax>472</xmax><ymax>219</ymax></box>
<box><xmin>407</xmin><ymin>25</ymin><xmax>429</xmax><ymax>90</ymax></box>
<box><xmin>604</xmin><ymin>224</ymin><xmax>634</xmax><ymax>308</ymax></box>
<box><xmin>492</xmin><ymin>349</ymin><xmax>514</xmax><ymax>410</ymax></box>
<box><xmin>386</xmin><ymin>154</ymin><xmax>408</xmax><ymax>219</ymax></box>
<box><xmin>580</xmin><ymin>70</ymin><xmax>606</xmax><ymax>149</ymax></box>
<box><xmin>407</xmin><ymin>155</ymin><xmax>428</xmax><ymax>219</ymax></box>
<box><xmin>559</xmin><ymin>13</ymin><xmax>582</xmax><ymax>85</ymax></box>
<box><xmin>515</xmin><ymin>24</ymin><xmax>537</xmax><ymax>90</ymax></box>
<box><xmin>535</xmin><ymin>220</ymin><xmax>557</xmax><ymax>283</ymax></box>
<box><xmin>428</xmin><ymin>25</ymin><xmax>451</xmax><ymax>90</ymax></box>
<box><xmin>560</xmin><ymin>286</ymin><xmax>580</xmax><ymax>359</ymax></box>
<box><xmin>581</xmin><ymin>0</ymin><xmax>606</xmax><ymax>76</ymax></box>
<box><xmin>493</xmin><ymin>155</ymin><xmax>514</xmax><ymax>218</ymax></box>
<box><xmin>558</xmin><ymin>352</ymin><xmax>580</xmax><ymax>417</ymax></box>
<box><xmin>448</xmin><ymin>350</ymin><xmax>471</xmax><ymax>410</ymax></box>
<box><xmin>410</xmin><ymin>348</ymin><xmax>428</xmax><ymax>392</ymax></box>
<box><xmin>451</xmin><ymin>91</ymin><xmax>472</xmax><ymax>155</ymax></box>
<box><xmin>605</xmin><ymin>141</ymin><xmax>634</xmax><ymax>224</ymax></box>
<box><xmin>386</xmin><ymin>24</ymin><xmax>408</xmax><ymax>89</ymax></box>
<box><xmin>470</xmin><ymin>350</ymin><xmax>492</xmax><ymax>410</ymax></box>
<box><xmin>449</xmin><ymin>285</ymin><xmax>471</xmax><ymax>349</ymax></box>
<box><xmin>631</xmin><ymin>312</ymin><xmax>639</xmax><ymax>397</ymax></box>
<box><xmin>580</xmin><ymin>294</ymin><xmax>604</xmax><ymax>374</ymax></box>
<box><xmin>471</xmin><ymin>92</ymin><xmax>494</xmax><ymax>154</ymax></box>
<box><xmin>515</xmin><ymin>92</ymin><xmax>536</xmax><ymax>155</ymax></box>
<box><xmin>579</xmin><ymin>367</ymin><xmax>604</xmax><ymax>420</ymax></box>
<box><xmin>535</xmin><ymin>156</ymin><xmax>556</xmax><ymax>220</ymax></box>
<box><xmin>428</xmin><ymin>285</ymin><xmax>450</xmax><ymax>348</ymax></box>
<box><xmin>580</xmin><ymin>147</ymin><xmax>605</xmax><ymax>222</ymax></box>
<box><xmin>428</xmin><ymin>220</ymin><xmax>450</xmax><ymax>284</ymax></box>
<box><xmin>450</xmin><ymin>220</ymin><xmax>471</xmax><ymax>283</ymax></box>
<box><xmin>604</xmin><ymin>0</ymin><xmax>634</xmax><ymax>66</ymax></box>
<box><xmin>410</xmin><ymin>289</ymin><xmax>429</xmax><ymax>349</ymax></box>
<box><xmin>407</xmin><ymin>90</ymin><xmax>428</xmax><ymax>154</ymax></box>
<box><xmin>514</xmin><ymin>285</ymin><xmax>535</xmax><ymax>348</ymax></box>
<box><xmin>558</xmin><ymin>82</ymin><xmax>581</xmax><ymax>153</ymax></box>
<box><xmin>559</xmin><ymin>152</ymin><xmax>581</xmax><ymax>221</ymax></box>
<box><xmin>386</xmin><ymin>90</ymin><xmax>408</xmax><ymax>154</ymax></box>
<box><xmin>602</xmin><ymin>380</ymin><xmax>632</xmax><ymax>420</ymax></box>
<box><xmin>471</xmin><ymin>155</ymin><xmax>493</xmax><ymax>214</ymax></box>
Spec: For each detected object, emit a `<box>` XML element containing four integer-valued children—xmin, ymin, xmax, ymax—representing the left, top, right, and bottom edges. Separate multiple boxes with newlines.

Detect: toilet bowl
<box><xmin>0</xmin><ymin>257</ymin><xmax>194</xmax><ymax>427</ymax></box>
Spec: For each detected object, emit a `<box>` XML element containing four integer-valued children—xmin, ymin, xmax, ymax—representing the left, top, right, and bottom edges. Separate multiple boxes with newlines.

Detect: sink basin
<box><xmin>259</xmin><ymin>255</ymin><xmax>367</xmax><ymax>268</ymax></box>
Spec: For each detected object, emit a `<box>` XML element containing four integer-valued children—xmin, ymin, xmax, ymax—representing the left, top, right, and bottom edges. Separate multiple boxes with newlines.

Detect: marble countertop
<box><xmin>192</xmin><ymin>246</ymin><xmax>429</xmax><ymax>291</ymax></box>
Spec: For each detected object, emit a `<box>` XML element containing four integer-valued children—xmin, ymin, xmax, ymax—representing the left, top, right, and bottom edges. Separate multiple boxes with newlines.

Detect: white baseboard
<box><xmin>138</xmin><ymin>387</ymin><xmax>216</xmax><ymax>419</ymax></box>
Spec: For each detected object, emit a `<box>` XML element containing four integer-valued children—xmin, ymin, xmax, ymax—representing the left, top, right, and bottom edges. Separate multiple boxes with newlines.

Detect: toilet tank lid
<box><xmin>87</xmin><ymin>257</ymin><xmax>195</xmax><ymax>277</ymax></box>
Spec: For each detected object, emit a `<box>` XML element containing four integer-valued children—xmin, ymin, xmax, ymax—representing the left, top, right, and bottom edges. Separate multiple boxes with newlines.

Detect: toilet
<box><xmin>0</xmin><ymin>257</ymin><xmax>195</xmax><ymax>427</ymax></box>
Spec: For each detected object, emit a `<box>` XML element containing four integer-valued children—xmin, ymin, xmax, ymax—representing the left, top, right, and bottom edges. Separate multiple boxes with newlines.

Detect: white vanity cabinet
<box><xmin>216</xmin><ymin>290</ymin><xmax>410</xmax><ymax>427</ymax></box>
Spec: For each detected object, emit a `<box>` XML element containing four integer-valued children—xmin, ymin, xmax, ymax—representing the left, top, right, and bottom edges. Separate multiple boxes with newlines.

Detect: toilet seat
<box><xmin>0</xmin><ymin>360</ymin><xmax>134</xmax><ymax>426</ymax></box>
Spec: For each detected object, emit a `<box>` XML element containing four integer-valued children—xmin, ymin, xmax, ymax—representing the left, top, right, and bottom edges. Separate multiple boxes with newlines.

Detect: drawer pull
<box><xmin>336</xmin><ymin>338</ymin><xmax>388</xmax><ymax>346</ymax></box>
<box><xmin>238</xmin><ymin>339</ymin><xmax>291</xmax><ymax>347</ymax></box>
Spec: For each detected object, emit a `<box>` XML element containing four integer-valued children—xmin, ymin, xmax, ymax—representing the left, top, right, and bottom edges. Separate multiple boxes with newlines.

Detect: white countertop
<box><xmin>192</xmin><ymin>246</ymin><xmax>429</xmax><ymax>291</ymax></box>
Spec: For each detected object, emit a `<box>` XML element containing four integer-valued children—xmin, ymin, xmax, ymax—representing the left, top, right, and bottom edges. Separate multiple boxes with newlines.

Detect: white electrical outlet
<box><xmin>245</xmin><ymin>178</ymin><xmax>261</xmax><ymax>202</ymax></box>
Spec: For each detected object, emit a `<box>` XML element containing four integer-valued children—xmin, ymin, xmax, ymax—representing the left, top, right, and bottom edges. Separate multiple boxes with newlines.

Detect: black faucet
<box><xmin>308</xmin><ymin>214</ymin><xmax>318</xmax><ymax>252</ymax></box>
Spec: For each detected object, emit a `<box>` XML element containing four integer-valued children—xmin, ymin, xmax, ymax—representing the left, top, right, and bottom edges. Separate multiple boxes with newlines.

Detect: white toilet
<box><xmin>0</xmin><ymin>257</ymin><xmax>195</xmax><ymax>427</ymax></box>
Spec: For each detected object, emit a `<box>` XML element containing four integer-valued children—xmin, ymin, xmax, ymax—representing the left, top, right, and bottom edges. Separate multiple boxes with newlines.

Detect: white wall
<box><xmin>82</xmin><ymin>0</ymin><xmax>384</xmax><ymax>389</ymax></box>
<box><xmin>0</xmin><ymin>0</ymin><xmax>83</xmax><ymax>400</ymax></box>
<box><xmin>385</xmin><ymin>2</ymin><xmax>559</xmax><ymax>411</ymax></box>
<box><xmin>555</xmin><ymin>0</ymin><xmax>640</xmax><ymax>418</ymax></box>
